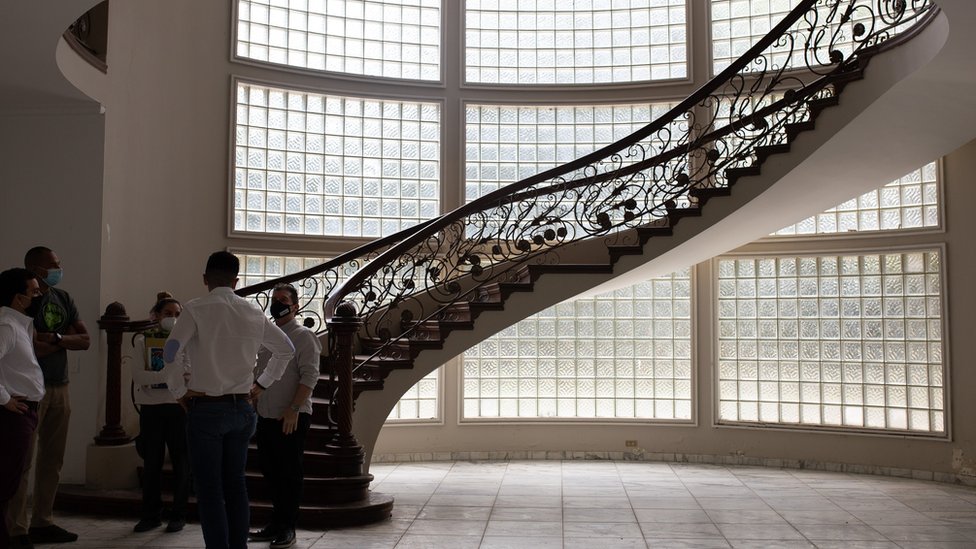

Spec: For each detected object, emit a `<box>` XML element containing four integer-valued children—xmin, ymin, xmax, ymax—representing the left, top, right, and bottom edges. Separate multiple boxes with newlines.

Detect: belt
<box><xmin>188</xmin><ymin>393</ymin><xmax>250</xmax><ymax>403</ymax></box>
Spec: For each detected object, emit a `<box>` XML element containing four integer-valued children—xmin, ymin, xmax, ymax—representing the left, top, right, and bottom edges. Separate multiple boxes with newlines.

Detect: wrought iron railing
<box><xmin>315</xmin><ymin>0</ymin><xmax>934</xmax><ymax>367</ymax></box>
<box><xmin>63</xmin><ymin>1</ymin><xmax>109</xmax><ymax>73</ymax></box>
<box><xmin>235</xmin><ymin>219</ymin><xmax>437</xmax><ymax>331</ymax></box>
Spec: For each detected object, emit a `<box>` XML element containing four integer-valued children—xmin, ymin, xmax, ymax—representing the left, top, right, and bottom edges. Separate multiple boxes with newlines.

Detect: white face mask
<box><xmin>160</xmin><ymin>317</ymin><xmax>178</xmax><ymax>332</ymax></box>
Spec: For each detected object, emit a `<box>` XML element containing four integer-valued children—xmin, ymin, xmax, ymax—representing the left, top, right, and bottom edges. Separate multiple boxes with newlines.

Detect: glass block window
<box><xmin>234</xmin><ymin>82</ymin><xmax>440</xmax><ymax>238</ymax></box>
<box><xmin>775</xmin><ymin>163</ymin><xmax>940</xmax><ymax>236</ymax></box>
<box><xmin>387</xmin><ymin>371</ymin><xmax>439</xmax><ymax>421</ymax></box>
<box><xmin>465</xmin><ymin>102</ymin><xmax>678</xmax><ymax>200</ymax></box>
<box><xmin>716</xmin><ymin>251</ymin><xmax>945</xmax><ymax>434</ymax></box>
<box><xmin>711</xmin><ymin>0</ymin><xmax>795</xmax><ymax>74</ymax></box>
<box><xmin>236</xmin><ymin>0</ymin><xmax>441</xmax><ymax>80</ymax></box>
<box><xmin>465</xmin><ymin>0</ymin><xmax>687</xmax><ymax>85</ymax></box>
<box><xmin>462</xmin><ymin>269</ymin><xmax>693</xmax><ymax>420</ymax></box>
<box><xmin>710</xmin><ymin>0</ymin><xmax>923</xmax><ymax>75</ymax></box>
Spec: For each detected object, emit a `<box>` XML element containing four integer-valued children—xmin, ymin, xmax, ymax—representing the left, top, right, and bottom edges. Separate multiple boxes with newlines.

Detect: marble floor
<box><xmin>54</xmin><ymin>460</ymin><xmax>976</xmax><ymax>548</ymax></box>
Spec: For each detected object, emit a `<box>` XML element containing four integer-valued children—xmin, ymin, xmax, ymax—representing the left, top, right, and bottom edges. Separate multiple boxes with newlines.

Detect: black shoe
<box><xmin>270</xmin><ymin>529</ymin><xmax>296</xmax><ymax>549</ymax></box>
<box><xmin>9</xmin><ymin>535</ymin><xmax>34</xmax><ymax>549</ymax></box>
<box><xmin>248</xmin><ymin>526</ymin><xmax>278</xmax><ymax>542</ymax></box>
<box><xmin>165</xmin><ymin>518</ymin><xmax>185</xmax><ymax>533</ymax></box>
<box><xmin>28</xmin><ymin>525</ymin><xmax>78</xmax><ymax>543</ymax></box>
<box><xmin>133</xmin><ymin>517</ymin><xmax>162</xmax><ymax>532</ymax></box>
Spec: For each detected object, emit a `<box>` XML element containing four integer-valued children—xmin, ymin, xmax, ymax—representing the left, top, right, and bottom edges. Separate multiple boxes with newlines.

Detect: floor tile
<box><xmin>405</xmin><ymin>518</ymin><xmax>487</xmax><ymax>536</ymax></box>
<box><xmin>564</xmin><ymin>507</ymin><xmax>637</xmax><ymax>522</ymax></box>
<box><xmin>394</xmin><ymin>534</ymin><xmax>483</xmax><ymax>548</ymax></box>
<box><xmin>485</xmin><ymin>520</ymin><xmax>562</xmax><ymax>537</ymax></box>
<box><xmin>489</xmin><ymin>506</ymin><xmax>563</xmax><ymax>521</ymax></box>
<box><xmin>635</xmin><ymin>509</ymin><xmax>713</xmax><ymax>524</ymax></box>
<box><xmin>716</xmin><ymin>523</ymin><xmax>805</xmax><ymax>540</ymax></box>
<box><xmin>47</xmin><ymin>460</ymin><xmax>976</xmax><ymax>549</ymax></box>
<box><xmin>480</xmin><ymin>536</ymin><xmax>563</xmax><ymax>549</ymax></box>
<box><xmin>705</xmin><ymin>509</ymin><xmax>789</xmax><ymax>524</ymax></box>
<box><xmin>640</xmin><ymin>522</ymin><xmax>724</xmax><ymax>539</ymax></box>
<box><xmin>417</xmin><ymin>505</ymin><xmax>492</xmax><ymax>520</ymax></box>
<box><xmin>643</xmin><ymin>540</ymin><xmax>731</xmax><ymax>548</ymax></box>
<box><xmin>564</xmin><ymin>538</ymin><xmax>648</xmax><ymax>549</ymax></box>
<box><xmin>794</xmin><ymin>523</ymin><xmax>887</xmax><ymax>541</ymax></box>
<box><xmin>564</xmin><ymin>521</ymin><xmax>646</xmax><ymax>538</ymax></box>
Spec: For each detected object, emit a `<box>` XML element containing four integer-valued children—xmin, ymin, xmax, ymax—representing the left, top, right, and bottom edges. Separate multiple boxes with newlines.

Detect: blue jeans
<box><xmin>186</xmin><ymin>399</ymin><xmax>256</xmax><ymax>549</ymax></box>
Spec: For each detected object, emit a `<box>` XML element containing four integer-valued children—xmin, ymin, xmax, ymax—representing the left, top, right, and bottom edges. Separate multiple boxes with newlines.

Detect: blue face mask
<box><xmin>43</xmin><ymin>268</ymin><xmax>63</xmax><ymax>287</ymax></box>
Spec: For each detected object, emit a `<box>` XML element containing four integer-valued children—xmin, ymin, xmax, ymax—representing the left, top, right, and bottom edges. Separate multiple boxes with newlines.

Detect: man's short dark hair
<box><xmin>24</xmin><ymin>246</ymin><xmax>53</xmax><ymax>268</ymax></box>
<box><xmin>273</xmin><ymin>283</ymin><xmax>299</xmax><ymax>305</ymax></box>
<box><xmin>205</xmin><ymin>251</ymin><xmax>240</xmax><ymax>286</ymax></box>
<box><xmin>0</xmin><ymin>268</ymin><xmax>37</xmax><ymax>307</ymax></box>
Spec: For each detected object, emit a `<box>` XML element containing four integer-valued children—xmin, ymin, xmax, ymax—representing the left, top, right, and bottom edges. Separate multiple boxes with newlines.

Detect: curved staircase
<box><xmin>51</xmin><ymin>0</ymin><xmax>976</xmax><ymax>530</ymax></box>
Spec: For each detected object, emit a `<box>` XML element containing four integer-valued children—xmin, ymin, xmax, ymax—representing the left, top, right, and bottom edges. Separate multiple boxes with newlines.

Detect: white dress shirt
<box><xmin>255</xmin><ymin>318</ymin><xmax>322</xmax><ymax>418</ymax></box>
<box><xmin>162</xmin><ymin>287</ymin><xmax>294</xmax><ymax>398</ymax></box>
<box><xmin>0</xmin><ymin>306</ymin><xmax>45</xmax><ymax>405</ymax></box>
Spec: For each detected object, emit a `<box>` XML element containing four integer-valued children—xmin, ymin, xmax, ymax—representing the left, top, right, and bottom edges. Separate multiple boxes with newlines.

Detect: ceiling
<box><xmin>0</xmin><ymin>0</ymin><xmax>102</xmax><ymax>113</ymax></box>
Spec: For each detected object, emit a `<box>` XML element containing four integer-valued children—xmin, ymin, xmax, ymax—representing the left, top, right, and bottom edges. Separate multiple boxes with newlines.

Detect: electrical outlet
<box><xmin>625</xmin><ymin>440</ymin><xmax>638</xmax><ymax>447</ymax></box>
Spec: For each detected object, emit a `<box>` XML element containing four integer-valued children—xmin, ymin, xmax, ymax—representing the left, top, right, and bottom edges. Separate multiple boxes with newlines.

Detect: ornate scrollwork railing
<box><xmin>235</xmin><ymin>219</ymin><xmax>438</xmax><ymax>333</ymax></box>
<box><xmin>319</xmin><ymin>0</ymin><xmax>933</xmax><ymax>371</ymax></box>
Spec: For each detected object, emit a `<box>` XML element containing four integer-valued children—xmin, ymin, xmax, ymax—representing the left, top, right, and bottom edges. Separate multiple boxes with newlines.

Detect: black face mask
<box><xmin>269</xmin><ymin>300</ymin><xmax>292</xmax><ymax>320</ymax></box>
<box><xmin>23</xmin><ymin>294</ymin><xmax>42</xmax><ymax>318</ymax></box>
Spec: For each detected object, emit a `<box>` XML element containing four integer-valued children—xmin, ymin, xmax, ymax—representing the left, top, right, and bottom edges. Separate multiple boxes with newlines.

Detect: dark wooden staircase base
<box><xmin>55</xmin><ymin>485</ymin><xmax>394</xmax><ymax>529</ymax></box>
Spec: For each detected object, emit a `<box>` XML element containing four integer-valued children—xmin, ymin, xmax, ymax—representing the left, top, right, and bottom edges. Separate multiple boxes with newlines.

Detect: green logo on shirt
<box><xmin>42</xmin><ymin>302</ymin><xmax>66</xmax><ymax>332</ymax></box>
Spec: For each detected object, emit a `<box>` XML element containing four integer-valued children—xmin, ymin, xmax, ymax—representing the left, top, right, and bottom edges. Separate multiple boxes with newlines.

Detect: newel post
<box><xmin>94</xmin><ymin>302</ymin><xmax>154</xmax><ymax>446</ymax></box>
<box><xmin>324</xmin><ymin>301</ymin><xmax>365</xmax><ymax>476</ymax></box>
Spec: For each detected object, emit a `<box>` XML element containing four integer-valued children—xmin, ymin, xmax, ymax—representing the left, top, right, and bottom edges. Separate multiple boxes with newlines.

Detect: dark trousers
<box><xmin>137</xmin><ymin>403</ymin><xmax>190</xmax><ymax>521</ymax></box>
<box><xmin>0</xmin><ymin>405</ymin><xmax>38</xmax><ymax>548</ymax></box>
<box><xmin>186</xmin><ymin>399</ymin><xmax>256</xmax><ymax>549</ymax></box>
<box><xmin>255</xmin><ymin>413</ymin><xmax>311</xmax><ymax>532</ymax></box>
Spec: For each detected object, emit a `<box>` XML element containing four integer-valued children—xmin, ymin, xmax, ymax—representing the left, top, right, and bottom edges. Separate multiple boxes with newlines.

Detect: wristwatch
<box><xmin>289</xmin><ymin>404</ymin><xmax>301</xmax><ymax>412</ymax></box>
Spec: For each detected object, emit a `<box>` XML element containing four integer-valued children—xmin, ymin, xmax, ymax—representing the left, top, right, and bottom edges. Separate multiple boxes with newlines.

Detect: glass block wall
<box><xmin>387</xmin><ymin>370</ymin><xmax>439</xmax><ymax>421</ymax></box>
<box><xmin>775</xmin><ymin>163</ymin><xmax>940</xmax><ymax>236</ymax></box>
<box><xmin>716</xmin><ymin>251</ymin><xmax>945</xmax><ymax>433</ymax></box>
<box><xmin>710</xmin><ymin>0</ymin><xmax>911</xmax><ymax>75</ymax></box>
<box><xmin>710</xmin><ymin>0</ymin><xmax>794</xmax><ymax>74</ymax></box>
<box><xmin>462</xmin><ymin>269</ymin><xmax>693</xmax><ymax>420</ymax></box>
<box><xmin>464</xmin><ymin>102</ymin><xmax>678</xmax><ymax>200</ymax></box>
<box><xmin>236</xmin><ymin>0</ymin><xmax>441</xmax><ymax>80</ymax></box>
<box><xmin>465</xmin><ymin>0</ymin><xmax>687</xmax><ymax>84</ymax></box>
<box><xmin>234</xmin><ymin>82</ymin><xmax>440</xmax><ymax>238</ymax></box>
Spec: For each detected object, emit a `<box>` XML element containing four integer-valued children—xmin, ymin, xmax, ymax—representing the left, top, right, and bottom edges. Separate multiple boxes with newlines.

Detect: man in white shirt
<box><xmin>0</xmin><ymin>268</ymin><xmax>45</xmax><ymax>549</ymax></box>
<box><xmin>249</xmin><ymin>283</ymin><xmax>322</xmax><ymax>549</ymax></box>
<box><xmin>161</xmin><ymin>252</ymin><xmax>294</xmax><ymax>549</ymax></box>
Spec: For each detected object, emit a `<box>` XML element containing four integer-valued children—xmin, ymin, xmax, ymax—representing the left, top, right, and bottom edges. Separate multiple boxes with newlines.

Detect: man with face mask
<box><xmin>6</xmin><ymin>247</ymin><xmax>90</xmax><ymax>547</ymax></box>
<box><xmin>249</xmin><ymin>283</ymin><xmax>321</xmax><ymax>549</ymax></box>
<box><xmin>0</xmin><ymin>268</ymin><xmax>45</xmax><ymax>549</ymax></box>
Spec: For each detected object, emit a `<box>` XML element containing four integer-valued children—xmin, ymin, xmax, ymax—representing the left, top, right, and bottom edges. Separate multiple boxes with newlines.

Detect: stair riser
<box><xmin>146</xmin><ymin>467</ymin><xmax>369</xmax><ymax>506</ymax></box>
